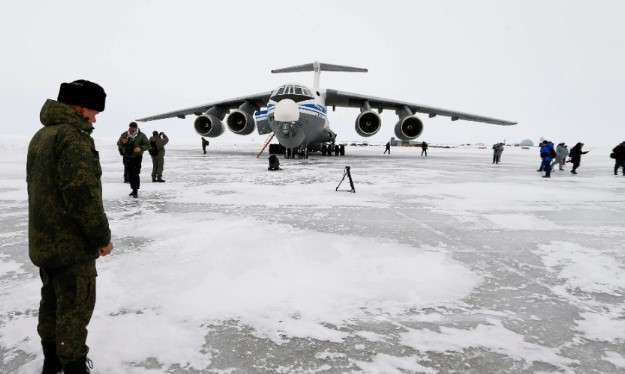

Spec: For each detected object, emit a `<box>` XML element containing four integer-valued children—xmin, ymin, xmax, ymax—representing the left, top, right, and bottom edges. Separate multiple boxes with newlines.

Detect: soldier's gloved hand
<box><xmin>121</xmin><ymin>138</ymin><xmax>128</xmax><ymax>144</ymax></box>
<box><xmin>133</xmin><ymin>147</ymin><xmax>141</xmax><ymax>153</ymax></box>
<box><xmin>99</xmin><ymin>242</ymin><xmax>113</xmax><ymax>257</ymax></box>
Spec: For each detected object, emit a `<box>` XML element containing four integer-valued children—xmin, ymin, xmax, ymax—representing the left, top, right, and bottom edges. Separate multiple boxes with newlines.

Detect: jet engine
<box><xmin>355</xmin><ymin>111</ymin><xmax>381</xmax><ymax>137</ymax></box>
<box><xmin>394</xmin><ymin>106</ymin><xmax>423</xmax><ymax>140</ymax></box>
<box><xmin>355</xmin><ymin>101</ymin><xmax>382</xmax><ymax>137</ymax></box>
<box><xmin>194</xmin><ymin>114</ymin><xmax>224</xmax><ymax>138</ymax></box>
<box><xmin>226</xmin><ymin>110</ymin><xmax>255</xmax><ymax>135</ymax></box>
<box><xmin>355</xmin><ymin>100</ymin><xmax>381</xmax><ymax>137</ymax></box>
<box><xmin>226</xmin><ymin>102</ymin><xmax>257</xmax><ymax>135</ymax></box>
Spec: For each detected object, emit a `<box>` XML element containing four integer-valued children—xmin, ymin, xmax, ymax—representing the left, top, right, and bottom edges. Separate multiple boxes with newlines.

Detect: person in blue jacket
<box><xmin>540</xmin><ymin>140</ymin><xmax>556</xmax><ymax>178</ymax></box>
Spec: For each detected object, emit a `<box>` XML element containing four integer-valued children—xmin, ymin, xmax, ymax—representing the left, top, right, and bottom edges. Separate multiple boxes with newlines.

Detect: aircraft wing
<box><xmin>324</xmin><ymin>89</ymin><xmax>517</xmax><ymax>126</ymax></box>
<box><xmin>135</xmin><ymin>91</ymin><xmax>273</xmax><ymax>122</ymax></box>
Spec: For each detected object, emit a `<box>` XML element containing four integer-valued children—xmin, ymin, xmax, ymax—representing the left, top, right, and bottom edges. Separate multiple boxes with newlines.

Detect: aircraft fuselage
<box><xmin>255</xmin><ymin>84</ymin><xmax>335</xmax><ymax>149</ymax></box>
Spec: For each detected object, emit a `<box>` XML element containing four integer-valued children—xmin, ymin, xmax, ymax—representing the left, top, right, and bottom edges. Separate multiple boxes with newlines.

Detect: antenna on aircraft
<box><xmin>271</xmin><ymin>61</ymin><xmax>368</xmax><ymax>92</ymax></box>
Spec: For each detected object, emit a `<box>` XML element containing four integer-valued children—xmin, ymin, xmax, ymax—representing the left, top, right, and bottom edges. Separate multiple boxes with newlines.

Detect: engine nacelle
<box><xmin>226</xmin><ymin>110</ymin><xmax>256</xmax><ymax>135</ymax></box>
<box><xmin>355</xmin><ymin>111</ymin><xmax>382</xmax><ymax>137</ymax></box>
<box><xmin>194</xmin><ymin>114</ymin><xmax>224</xmax><ymax>138</ymax></box>
<box><xmin>394</xmin><ymin>115</ymin><xmax>423</xmax><ymax>140</ymax></box>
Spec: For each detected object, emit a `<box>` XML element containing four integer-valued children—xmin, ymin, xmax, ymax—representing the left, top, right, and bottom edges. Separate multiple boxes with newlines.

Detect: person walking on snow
<box><xmin>149</xmin><ymin>131</ymin><xmax>169</xmax><ymax>182</ymax></box>
<box><xmin>568</xmin><ymin>142</ymin><xmax>588</xmax><ymax>175</ymax></box>
<box><xmin>384</xmin><ymin>141</ymin><xmax>391</xmax><ymax>155</ymax></box>
<box><xmin>492</xmin><ymin>143</ymin><xmax>504</xmax><ymax>164</ymax></box>
<box><xmin>611</xmin><ymin>141</ymin><xmax>625</xmax><ymax>176</ymax></box>
<box><xmin>117</xmin><ymin>122</ymin><xmax>150</xmax><ymax>197</ymax></box>
<box><xmin>552</xmin><ymin>143</ymin><xmax>569</xmax><ymax>171</ymax></box>
<box><xmin>201</xmin><ymin>137</ymin><xmax>209</xmax><ymax>154</ymax></box>
<box><xmin>540</xmin><ymin>140</ymin><xmax>556</xmax><ymax>178</ymax></box>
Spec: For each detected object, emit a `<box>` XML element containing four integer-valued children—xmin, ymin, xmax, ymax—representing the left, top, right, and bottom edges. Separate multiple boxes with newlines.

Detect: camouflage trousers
<box><xmin>151</xmin><ymin>155</ymin><xmax>164</xmax><ymax>179</ymax></box>
<box><xmin>38</xmin><ymin>266</ymin><xmax>96</xmax><ymax>365</ymax></box>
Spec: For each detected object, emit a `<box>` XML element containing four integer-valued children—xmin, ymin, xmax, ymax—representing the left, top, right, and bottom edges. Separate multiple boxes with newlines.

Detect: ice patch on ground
<box><xmin>100</xmin><ymin>213</ymin><xmax>479</xmax><ymax>337</ymax></box>
<box><xmin>537</xmin><ymin>242</ymin><xmax>625</xmax><ymax>295</ymax></box>
<box><xmin>0</xmin><ymin>254</ymin><xmax>24</xmax><ymax>276</ymax></box>
<box><xmin>484</xmin><ymin>214</ymin><xmax>558</xmax><ymax>230</ymax></box>
<box><xmin>0</xmin><ymin>212</ymin><xmax>479</xmax><ymax>372</ymax></box>
<box><xmin>401</xmin><ymin>319</ymin><xmax>575</xmax><ymax>371</ymax></box>
<box><xmin>170</xmin><ymin>176</ymin><xmax>388</xmax><ymax>208</ymax></box>
<box><xmin>407</xmin><ymin>180</ymin><xmax>616</xmax><ymax>214</ymax></box>
<box><xmin>575</xmin><ymin>311</ymin><xmax>625</xmax><ymax>343</ymax></box>
<box><xmin>354</xmin><ymin>353</ymin><xmax>436</xmax><ymax>374</ymax></box>
<box><xmin>603</xmin><ymin>351</ymin><xmax>625</xmax><ymax>369</ymax></box>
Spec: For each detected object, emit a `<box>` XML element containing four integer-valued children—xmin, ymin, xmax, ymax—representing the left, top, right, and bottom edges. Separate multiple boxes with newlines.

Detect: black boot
<box><xmin>63</xmin><ymin>357</ymin><xmax>93</xmax><ymax>374</ymax></box>
<box><xmin>41</xmin><ymin>342</ymin><xmax>62</xmax><ymax>374</ymax></box>
<box><xmin>129</xmin><ymin>189</ymin><xmax>138</xmax><ymax>198</ymax></box>
<box><xmin>152</xmin><ymin>177</ymin><xmax>157</xmax><ymax>182</ymax></box>
<box><xmin>156</xmin><ymin>178</ymin><xmax>166</xmax><ymax>183</ymax></box>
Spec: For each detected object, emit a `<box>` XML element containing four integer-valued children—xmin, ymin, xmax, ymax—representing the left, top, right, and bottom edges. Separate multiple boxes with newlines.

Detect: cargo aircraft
<box><xmin>136</xmin><ymin>62</ymin><xmax>516</xmax><ymax>156</ymax></box>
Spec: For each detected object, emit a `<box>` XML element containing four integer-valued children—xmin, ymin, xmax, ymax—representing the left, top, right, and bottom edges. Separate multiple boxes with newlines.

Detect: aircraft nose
<box><xmin>274</xmin><ymin>99</ymin><xmax>299</xmax><ymax>122</ymax></box>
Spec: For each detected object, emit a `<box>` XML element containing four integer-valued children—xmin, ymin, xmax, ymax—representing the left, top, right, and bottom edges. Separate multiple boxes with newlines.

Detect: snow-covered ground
<box><xmin>1</xmin><ymin>138</ymin><xmax>624</xmax><ymax>373</ymax></box>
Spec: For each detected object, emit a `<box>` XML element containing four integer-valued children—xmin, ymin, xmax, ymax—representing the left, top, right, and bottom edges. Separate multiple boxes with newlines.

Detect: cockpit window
<box><xmin>271</xmin><ymin>85</ymin><xmax>314</xmax><ymax>102</ymax></box>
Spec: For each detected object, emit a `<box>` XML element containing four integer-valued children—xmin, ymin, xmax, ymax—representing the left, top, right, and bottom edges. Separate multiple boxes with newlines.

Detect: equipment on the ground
<box><xmin>257</xmin><ymin>134</ymin><xmax>275</xmax><ymax>158</ymax></box>
<box><xmin>268</xmin><ymin>154</ymin><xmax>281</xmax><ymax>171</ymax></box>
<box><xmin>336</xmin><ymin>166</ymin><xmax>355</xmax><ymax>193</ymax></box>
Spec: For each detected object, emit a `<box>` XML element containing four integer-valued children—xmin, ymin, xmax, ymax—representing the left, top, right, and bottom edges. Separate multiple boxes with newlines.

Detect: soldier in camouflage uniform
<box><xmin>117</xmin><ymin>122</ymin><xmax>150</xmax><ymax>197</ymax></box>
<box><xmin>148</xmin><ymin>130</ymin><xmax>169</xmax><ymax>182</ymax></box>
<box><xmin>27</xmin><ymin>80</ymin><xmax>113</xmax><ymax>374</ymax></box>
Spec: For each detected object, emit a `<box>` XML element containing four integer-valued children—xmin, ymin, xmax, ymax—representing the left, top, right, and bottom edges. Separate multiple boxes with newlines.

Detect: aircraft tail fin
<box><xmin>272</xmin><ymin>62</ymin><xmax>367</xmax><ymax>92</ymax></box>
<box><xmin>271</xmin><ymin>62</ymin><xmax>368</xmax><ymax>74</ymax></box>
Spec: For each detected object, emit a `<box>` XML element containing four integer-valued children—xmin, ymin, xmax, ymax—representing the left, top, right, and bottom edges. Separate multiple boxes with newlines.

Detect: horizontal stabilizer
<box><xmin>271</xmin><ymin>62</ymin><xmax>367</xmax><ymax>74</ymax></box>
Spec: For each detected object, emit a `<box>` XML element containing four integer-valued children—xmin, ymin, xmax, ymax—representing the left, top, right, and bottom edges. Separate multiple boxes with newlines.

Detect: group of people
<box><xmin>383</xmin><ymin>141</ymin><xmax>428</xmax><ymax>156</ymax></box>
<box><xmin>538</xmin><ymin>140</ymin><xmax>589</xmax><ymax>178</ymax></box>
<box><xmin>27</xmin><ymin>80</ymin><xmax>218</xmax><ymax>374</ymax></box>
<box><xmin>22</xmin><ymin>79</ymin><xmax>625</xmax><ymax>374</ymax></box>
<box><xmin>116</xmin><ymin>122</ymin><xmax>169</xmax><ymax>198</ymax></box>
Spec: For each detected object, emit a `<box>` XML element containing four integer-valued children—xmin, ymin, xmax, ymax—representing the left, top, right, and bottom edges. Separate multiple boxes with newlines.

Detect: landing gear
<box><xmin>285</xmin><ymin>146</ymin><xmax>309</xmax><ymax>159</ymax></box>
<box><xmin>319</xmin><ymin>143</ymin><xmax>346</xmax><ymax>157</ymax></box>
<box><xmin>284</xmin><ymin>144</ymin><xmax>345</xmax><ymax>158</ymax></box>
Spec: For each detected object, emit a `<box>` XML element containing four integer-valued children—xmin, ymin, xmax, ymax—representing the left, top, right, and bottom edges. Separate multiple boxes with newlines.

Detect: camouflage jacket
<box><xmin>27</xmin><ymin>99</ymin><xmax>111</xmax><ymax>270</ymax></box>
<box><xmin>117</xmin><ymin>130</ymin><xmax>150</xmax><ymax>158</ymax></box>
<box><xmin>148</xmin><ymin>134</ymin><xmax>169</xmax><ymax>157</ymax></box>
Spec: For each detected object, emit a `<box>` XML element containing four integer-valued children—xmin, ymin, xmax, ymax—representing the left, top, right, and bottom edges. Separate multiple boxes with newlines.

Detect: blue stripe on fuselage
<box><xmin>256</xmin><ymin>104</ymin><xmax>327</xmax><ymax>119</ymax></box>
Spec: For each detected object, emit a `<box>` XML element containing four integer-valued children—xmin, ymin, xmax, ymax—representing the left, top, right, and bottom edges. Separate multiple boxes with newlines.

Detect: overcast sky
<box><xmin>1</xmin><ymin>0</ymin><xmax>623</xmax><ymax>146</ymax></box>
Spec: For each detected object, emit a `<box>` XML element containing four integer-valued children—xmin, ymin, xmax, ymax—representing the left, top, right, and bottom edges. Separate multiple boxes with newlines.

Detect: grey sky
<box><xmin>1</xmin><ymin>0</ymin><xmax>623</xmax><ymax>146</ymax></box>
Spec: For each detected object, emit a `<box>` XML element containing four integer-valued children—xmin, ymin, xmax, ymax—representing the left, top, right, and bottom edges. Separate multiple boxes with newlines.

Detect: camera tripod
<box><xmin>335</xmin><ymin>166</ymin><xmax>355</xmax><ymax>193</ymax></box>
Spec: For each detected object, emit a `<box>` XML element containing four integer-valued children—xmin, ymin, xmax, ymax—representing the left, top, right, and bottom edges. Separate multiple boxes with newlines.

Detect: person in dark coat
<box><xmin>27</xmin><ymin>80</ymin><xmax>113</xmax><ymax>373</ymax></box>
<box><xmin>201</xmin><ymin>137</ymin><xmax>209</xmax><ymax>154</ymax></box>
<box><xmin>384</xmin><ymin>141</ymin><xmax>391</xmax><ymax>155</ymax></box>
<box><xmin>420</xmin><ymin>141</ymin><xmax>428</xmax><ymax>157</ymax></box>
<box><xmin>117</xmin><ymin>122</ymin><xmax>150</xmax><ymax>197</ymax></box>
<box><xmin>492</xmin><ymin>143</ymin><xmax>504</xmax><ymax>164</ymax></box>
<box><xmin>149</xmin><ymin>131</ymin><xmax>169</xmax><ymax>182</ymax></box>
<box><xmin>540</xmin><ymin>140</ymin><xmax>555</xmax><ymax>178</ymax></box>
<box><xmin>568</xmin><ymin>142</ymin><xmax>589</xmax><ymax>174</ymax></box>
<box><xmin>612</xmin><ymin>141</ymin><xmax>625</xmax><ymax>176</ymax></box>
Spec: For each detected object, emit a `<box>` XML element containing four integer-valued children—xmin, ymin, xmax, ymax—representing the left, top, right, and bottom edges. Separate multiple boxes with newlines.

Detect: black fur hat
<box><xmin>57</xmin><ymin>80</ymin><xmax>106</xmax><ymax>112</ymax></box>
